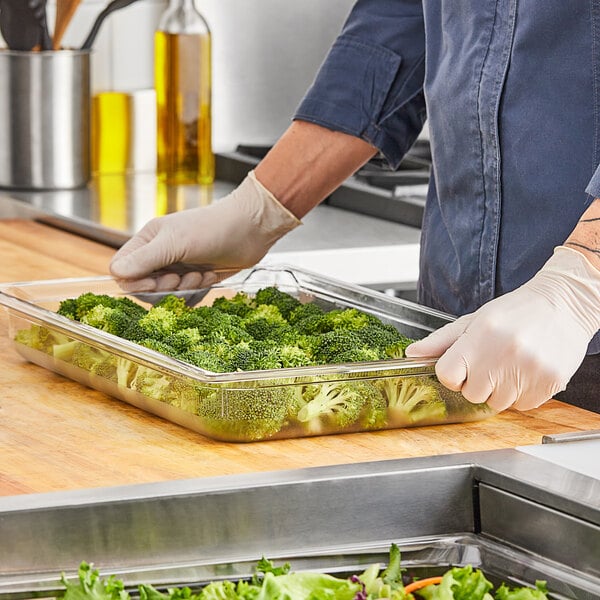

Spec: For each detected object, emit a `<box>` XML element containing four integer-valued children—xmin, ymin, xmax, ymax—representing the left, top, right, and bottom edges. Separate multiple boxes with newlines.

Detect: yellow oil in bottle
<box><xmin>91</xmin><ymin>92</ymin><xmax>131</xmax><ymax>175</ymax></box>
<box><xmin>155</xmin><ymin>30</ymin><xmax>214</xmax><ymax>185</ymax></box>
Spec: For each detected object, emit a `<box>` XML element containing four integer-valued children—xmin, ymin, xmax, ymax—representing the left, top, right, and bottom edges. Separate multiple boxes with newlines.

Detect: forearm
<box><xmin>565</xmin><ymin>198</ymin><xmax>600</xmax><ymax>270</ymax></box>
<box><xmin>254</xmin><ymin>120</ymin><xmax>377</xmax><ymax>219</ymax></box>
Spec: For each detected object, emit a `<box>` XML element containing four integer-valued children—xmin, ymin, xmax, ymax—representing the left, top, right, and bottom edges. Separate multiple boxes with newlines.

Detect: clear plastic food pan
<box><xmin>0</xmin><ymin>266</ymin><xmax>494</xmax><ymax>441</ymax></box>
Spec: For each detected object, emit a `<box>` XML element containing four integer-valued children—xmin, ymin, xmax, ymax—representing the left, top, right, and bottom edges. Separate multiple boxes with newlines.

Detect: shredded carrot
<box><xmin>404</xmin><ymin>576</ymin><xmax>444</xmax><ymax>594</ymax></box>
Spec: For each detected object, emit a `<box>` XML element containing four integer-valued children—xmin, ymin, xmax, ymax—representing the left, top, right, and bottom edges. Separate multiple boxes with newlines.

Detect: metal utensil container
<box><xmin>0</xmin><ymin>49</ymin><xmax>91</xmax><ymax>190</ymax></box>
<box><xmin>0</xmin><ymin>265</ymin><xmax>496</xmax><ymax>442</ymax></box>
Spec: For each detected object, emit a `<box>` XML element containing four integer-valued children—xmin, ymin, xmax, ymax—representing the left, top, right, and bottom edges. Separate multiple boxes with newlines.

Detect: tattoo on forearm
<box><xmin>580</xmin><ymin>217</ymin><xmax>600</xmax><ymax>223</ymax></box>
<box><xmin>565</xmin><ymin>241</ymin><xmax>600</xmax><ymax>256</ymax></box>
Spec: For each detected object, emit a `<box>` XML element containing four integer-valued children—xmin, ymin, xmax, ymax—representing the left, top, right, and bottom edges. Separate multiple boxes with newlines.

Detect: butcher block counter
<box><xmin>0</xmin><ymin>219</ymin><xmax>599</xmax><ymax>498</ymax></box>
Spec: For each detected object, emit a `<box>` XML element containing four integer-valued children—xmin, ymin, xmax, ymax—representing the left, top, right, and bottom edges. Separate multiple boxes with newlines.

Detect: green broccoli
<box><xmin>115</xmin><ymin>356</ymin><xmax>138</xmax><ymax>387</ymax></box>
<box><xmin>296</xmin><ymin>380</ymin><xmax>371</xmax><ymax>434</ymax></box>
<box><xmin>182</xmin><ymin>348</ymin><xmax>228</xmax><ymax>372</ymax></box>
<box><xmin>211</xmin><ymin>292</ymin><xmax>255</xmax><ymax>318</ymax></box>
<box><xmin>197</xmin><ymin>385</ymin><xmax>294</xmax><ymax>441</ymax></box>
<box><xmin>80</xmin><ymin>305</ymin><xmax>131</xmax><ymax>337</ymax></box>
<box><xmin>279</xmin><ymin>344</ymin><xmax>313</xmax><ymax>368</ymax></box>
<box><xmin>320</xmin><ymin>307</ymin><xmax>380</xmax><ymax>332</ymax></box>
<box><xmin>253</xmin><ymin>286</ymin><xmax>301</xmax><ymax>319</ymax></box>
<box><xmin>164</xmin><ymin>327</ymin><xmax>204</xmax><ymax>353</ymax></box>
<box><xmin>154</xmin><ymin>294</ymin><xmax>190</xmax><ymax>316</ymax></box>
<box><xmin>70</xmin><ymin>343</ymin><xmax>117</xmax><ymax>380</ymax></box>
<box><xmin>355</xmin><ymin>324</ymin><xmax>413</xmax><ymax>358</ymax></box>
<box><xmin>130</xmin><ymin>366</ymin><xmax>174</xmax><ymax>401</ymax></box>
<box><xmin>358</xmin><ymin>382</ymin><xmax>389</xmax><ymax>430</ymax></box>
<box><xmin>313</xmin><ymin>329</ymin><xmax>381</xmax><ymax>365</ymax></box>
<box><xmin>378</xmin><ymin>376</ymin><xmax>447</xmax><ymax>425</ymax></box>
<box><xmin>70</xmin><ymin>292</ymin><xmax>118</xmax><ymax>321</ymax></box>
<box><xmin>138</xmin><ymin>306</ymin><xmax>179</xmax><ymax>340</ymax></box>
<box><xmin>287</xmin><ymin>301</ymin><xmax>324</xmax><ymax>325</ymax></box>
<box><xmin>139</xmin><ymin>338</ymin><xmax>182</xmax><ymax>360</ymax></box>
<box><xmin>224</xmin><ymin>340</ymin><xmax>282</xmax><ymax>372</ymax></box>
<box><xmin>15</xmin><ymin>324</ymin><xmax>70</xmax><ymax>354</ymax></box>
<box><xmin>113</xmin><ymin>296</ymin><xmax>148</xmax><ymax>319</ymax></box>
<box><xmin>56</xmin><ymin>297</ymin><xmax>79</xmax><ymax>320</ymax></box>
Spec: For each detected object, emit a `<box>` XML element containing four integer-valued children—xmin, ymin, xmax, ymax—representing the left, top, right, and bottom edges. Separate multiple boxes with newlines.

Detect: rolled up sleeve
<box><xmin>294</xmin><ymin>0</ymin><xmax>427</xmax><ymax>168</ymax></box>
<box><xmin>586</xmin><ymin>164</ymin><xmax>600</xmax><ymax>198</ymax></box>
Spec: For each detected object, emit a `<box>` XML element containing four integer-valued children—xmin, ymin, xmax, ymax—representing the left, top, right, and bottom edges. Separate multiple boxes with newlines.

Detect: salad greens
<box><xmin>59</xmin><ymin>545</ymin><xmax>549</xmax><ymax>600</ymax></box>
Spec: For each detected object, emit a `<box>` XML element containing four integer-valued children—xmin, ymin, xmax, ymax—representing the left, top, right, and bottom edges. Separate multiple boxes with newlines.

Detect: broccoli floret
<box><xmin>139</xmin><ymin>338</ymin><xmax>182</xmax><ymax>359</ymax></box>
<box><xmin>15</xmin><ymin>324</ymin><xmax>70</xmax><ymax>354</ymax></box>
<box><xmin>120</xmin><ymin>320</ymin><xmax>147</xmax><ymax>343</ymax></box>
<box><xmin>197</xmin><ymin>385</ymin><xmax>294</xmax><ymax>441</ymax></box>
<box><xmin>70</xmin><ymin>343</ymin><xmax>116</xmax><ymax>379</ymax></box>
<box><xmin>224</xmin><ymin>340</ymin><xmax>282</xmax><ymax>372</ymax></box>
<box><xmin>242</xmin><ymin>318</ymin><xmax>293</xmax><ymax>342</ymax></box>
<box><xmin>313</xmin><ymin>330</ymin><xmax>380</xmax><ymax>365</ymax></box>
<box><xmin>164</xmin><ymin>328</ymin><xmax>204</xmax><ymax>353</ymax></box>
<box><xmin>130</xmin><ymin>366</ymin><xmax>174</xmax><ymax>400</ymax></box>
<box><xmin>241</xmin><ymin>304</ymin><xmax>291</xmax><ymax>342</ymax></box>
<box><xmin>203</xmin><ymin>323</ymin><xmax>254</xmax><ymax>346</ymax></box>
<box><xmin>320</xmin><ymin>308</ymin><xmax>380</xmax><ymax>332</ymax></box>
<box><xmin>355</xmin><ymin>324</ymin><xmax>413</xmax><ymax>358</ymax></box>
<box><xmin>358</xmin><ymin>382</ymin><xmax>389</xmax><ymax>430</ymax></box>
<box><xmin>138</xmin><ymin>306</ymin><xmax>179</xmax><ymax>340</ymax></box>
<box><xmin>113</xmin><ymin>296</ymin><xmax>148</xmax><ymax>319</ymax></box>
<box><xmin>211</xmin><ymin>292</ymin><xmax>255</xmax><ymax>318</ymax></box>
<box><xmin>287</xmin><ymin>302</ymin><xmax>325</xmax><ymax>325</ymax></box>
<box><xmin>279</xmin><ymin>345</ymin><xmax>313</xmax><ymax>368</ymax></box>
<box><xmin>154</xmin><ymin>294</ymin><xmax>190</xmax><ymax>316</ymax></box>
<box><xmin>296</xmin><ymin>380</ymin><xmax>370</xmax><ymax>434</ymax></box>
<box><xmin>378</xmin><ymin>376</ymin><xmax>447</xmax><ymax>424</ymax></box>
<box><xmin>56</xmin><ymin>298</ymin><xmax>79</xmax><ymax>320</ymax></box>
<box><xmin>384</xmin><ymin>338</ymin><xmax>414</xmax><ymax>359</ymax></box>
<box><xmin>115</xmin><ymin>357</ymin><xmax>138</xmax><ymax>387</ymax></box>
<box><xmin>80</xmin><ymin>305</ymin><xmax>131</xmax><ymax>337</ymax></box>
<box><xmin>254</xmin><ymin>286</ymin><xmax>301</xmax><ymax>319</ymax></box>
<box><xmin>243</xmin><ymin>304</ymin><xmax>287</xmax><ymax>325</ymax></box>
<box><xmin>71</xmin><ymin>292</ymin><xmax>118</xmax><ymax>320</ymax></box>
<box><xmin>178</xmin><ymin>307</ymin><xmax>247</xmax><ymax>340</ymax></box>
<box><xmin>52</xmin><ymin>339</ymin><xmax>80</xmax><ymax>362</ymax></box>
<box><xmin>183</xmin><ymin>348</ymin><xmax>228</xmax><ymax>372</ymax></box>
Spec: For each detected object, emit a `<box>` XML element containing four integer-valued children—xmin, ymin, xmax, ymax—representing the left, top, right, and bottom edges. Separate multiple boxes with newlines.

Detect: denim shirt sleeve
<box><xmin>586</xmin><ymin>164</ymin><xmax>600</xmax><ymax>198</ymax></box>
<box><xmin>294</xmin><ymin>0</ymin><xmax>427</xmax><ymax>168</ymax></box>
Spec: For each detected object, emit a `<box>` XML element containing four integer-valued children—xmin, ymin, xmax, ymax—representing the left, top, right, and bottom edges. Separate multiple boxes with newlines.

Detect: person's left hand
<box><xmin>405</xmin><ymin>246</ymin><xmax>600</xmax><ymax>412</ymax></box>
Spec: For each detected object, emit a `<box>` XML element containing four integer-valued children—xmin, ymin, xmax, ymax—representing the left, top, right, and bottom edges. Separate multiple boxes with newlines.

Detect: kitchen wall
<box><xmin>1</xmin><ymin>0</ymin><xmax>355</xmax><ymax>152</ymax></box>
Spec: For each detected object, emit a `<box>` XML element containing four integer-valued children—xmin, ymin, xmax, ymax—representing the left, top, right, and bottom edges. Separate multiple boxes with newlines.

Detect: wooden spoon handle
<box><xmin>53</xmin><ymin>0</ymin><xmax>81</xmax><ymax>50</ymax></box>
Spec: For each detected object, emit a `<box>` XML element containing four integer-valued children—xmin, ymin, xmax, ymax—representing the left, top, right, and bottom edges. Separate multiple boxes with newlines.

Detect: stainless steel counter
<box><xmin>0</xmin><ymin>169</ymin><xmax>421</xmax><ymax>290</ymax></box>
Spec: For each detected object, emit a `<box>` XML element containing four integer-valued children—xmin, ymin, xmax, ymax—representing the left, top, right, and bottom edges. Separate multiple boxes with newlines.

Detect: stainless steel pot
<box><xmin>0</xmin><ymin>49</ymin><xmax>91</xmax><ymax>190</ymax></box>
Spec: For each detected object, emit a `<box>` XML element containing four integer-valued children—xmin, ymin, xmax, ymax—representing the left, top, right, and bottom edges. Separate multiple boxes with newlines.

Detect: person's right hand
<box><xmin>109</xmin><ymin>171</ymin><xmax>301</xmax><ymax>292</ymax></box>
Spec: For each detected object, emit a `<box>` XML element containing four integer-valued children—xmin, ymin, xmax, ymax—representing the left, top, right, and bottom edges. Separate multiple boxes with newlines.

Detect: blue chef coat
<box><xmin>295</xmin><ymin>0</ymin><xmax>600</xmax><ymax>354</ymax></box>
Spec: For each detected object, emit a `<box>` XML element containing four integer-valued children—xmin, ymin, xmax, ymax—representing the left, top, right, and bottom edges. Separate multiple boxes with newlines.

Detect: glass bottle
<box><xmin>155</xmin><ymin>0</ymin><xmax>214</xmax><ymax>185</ymax></box>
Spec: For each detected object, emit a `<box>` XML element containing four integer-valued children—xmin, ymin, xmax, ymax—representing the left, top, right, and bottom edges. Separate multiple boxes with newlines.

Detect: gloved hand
<box><xmin>405</xmin><ymin>246</ymin><xmax>600</xmax><ymax>412</ymax></box>
<box><xmin>110</xmin><ymin>171</ymin><xmax>301</xmax><ymax>292</ymax></box>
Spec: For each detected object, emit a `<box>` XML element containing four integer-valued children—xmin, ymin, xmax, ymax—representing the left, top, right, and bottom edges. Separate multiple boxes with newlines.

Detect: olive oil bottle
<box><xmin>155</xmin><ymin>0</ymin><xmax>214</xmax><ymax>185</ymax></box>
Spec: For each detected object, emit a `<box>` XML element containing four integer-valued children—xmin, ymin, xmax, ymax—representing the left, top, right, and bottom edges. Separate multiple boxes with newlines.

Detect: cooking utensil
<box><xmin>52</xmin><ymin>0</ymin><xmax>81</xmax><ymax>50</ymax></box>
<box><xmin>80</xmin><ymin>0</ymin><xmax>140</xmax><ymax>51</ymax></box>
<box><xmin>0</xmin><ymin>0</ymin><xmax>44</xmax><ymax>50</ymax></box>
<box><xmin>28</xmin><ymin>0</ymin><xmax>52</xmax><ymax>50</ymax></box>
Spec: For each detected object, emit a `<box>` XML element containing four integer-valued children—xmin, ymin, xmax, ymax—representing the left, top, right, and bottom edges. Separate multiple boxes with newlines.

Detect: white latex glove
<box><xmin>405</xmin><ymin>246</ymin><xmax>600</xmax><ymax>412</ymax></box>
<box><xmin>110</xmin><ymin>171</ymin><xmax>301</xmax><ymax>292</ymax></box>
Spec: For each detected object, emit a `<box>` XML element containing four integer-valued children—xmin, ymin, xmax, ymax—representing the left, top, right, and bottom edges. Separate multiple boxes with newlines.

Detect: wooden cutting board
<box><xmin>0</xmin><ymin>220</ymin><xmax>599</xmax><ymax>497</ymax></box>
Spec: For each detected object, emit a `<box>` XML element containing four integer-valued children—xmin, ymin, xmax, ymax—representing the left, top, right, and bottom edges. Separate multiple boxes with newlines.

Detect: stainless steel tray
<box><xmin>0</xmin><ymin>266</ymin><xmax>495</xmax><ymax>442</ymax></box>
